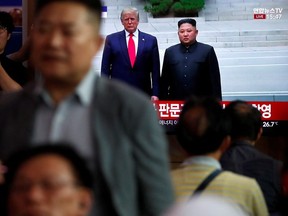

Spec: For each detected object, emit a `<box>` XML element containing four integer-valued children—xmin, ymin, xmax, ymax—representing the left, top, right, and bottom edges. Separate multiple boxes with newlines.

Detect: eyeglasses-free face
<box><xmin>178</xmin><ymin>23</ymin><xmax>198</xmax><ymax>47</ymax></box>
<box><xmin>121</xmin><ymin>11</ymin><xmax>139</xmax><ymax>34</ymax></box>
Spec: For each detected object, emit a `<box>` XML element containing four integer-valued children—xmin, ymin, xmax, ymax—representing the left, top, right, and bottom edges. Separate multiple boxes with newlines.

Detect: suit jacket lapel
<box><xmin>119</xmin><ymin>30</ymin><xmax>131</xmax><ymax>67</ymax></box>
<box><xmin>136</xmin><ymin>31</ymin><xmax>145</xmax><ymax>67</ymax></box>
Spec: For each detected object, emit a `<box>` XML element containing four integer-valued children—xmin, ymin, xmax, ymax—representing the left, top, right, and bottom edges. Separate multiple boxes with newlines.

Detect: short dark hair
<box><xmin>178</xmin><ymin>18</ymin><xmax>196</xmax><ymax>28</ymax></box>
<box><xmin>176</xmin><ymin>96</ymin><xmax>230</xmax><ymax>155</ymax></box>
<box><xmin>3</xmin><ymin>144</ymin><xmax>94</xmax><ymax>189</ymax></box>
<box><xmin>35</xmin><ymin>0</ymin><xmax>102</xmax><ymax>24</ymax></box>
<box><xmin>0</xmin><ymin>11</ymin><xmax>15</xmax><ymax>34</ymax></box>
<box><xmin>224</xmin><ymin>100</ymin><xmax>262</xmax><ymax>141</ymax></box>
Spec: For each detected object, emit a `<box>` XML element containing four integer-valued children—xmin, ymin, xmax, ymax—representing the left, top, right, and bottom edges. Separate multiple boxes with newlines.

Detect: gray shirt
<box><xmin>32</xmin><ymin>69</ymin><xmax>97</xmax><ymax>169</ymax></box>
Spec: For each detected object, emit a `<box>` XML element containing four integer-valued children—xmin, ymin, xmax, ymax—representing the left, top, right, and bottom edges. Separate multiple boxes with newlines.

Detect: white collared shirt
<box><xmin>125</xmin><ymin>29</ymin><xmax>139</xmax><ymax>56</ymax></box>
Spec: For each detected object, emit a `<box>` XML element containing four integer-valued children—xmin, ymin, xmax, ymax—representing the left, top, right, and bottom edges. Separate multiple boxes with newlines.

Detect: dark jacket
<box><xmin>160</xmin><ymin>41</ymin><xmax>222</xmax><ymax>100</ymax></box>
<box><xmin>220</xmin><ymin>140</ymin><xmax>283</xmax><ymax>213</ymax></box>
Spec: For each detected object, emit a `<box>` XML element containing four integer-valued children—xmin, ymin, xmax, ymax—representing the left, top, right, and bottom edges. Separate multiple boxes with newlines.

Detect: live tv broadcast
<box><xmin>1</xmin><ymin>0</ymin><xmax>287</xmax><ymax>135</ymax></box>
<box><xmin>151</xmin><ymin>2</ymin><xmax>288</xmax><ymax>135</ymax></box>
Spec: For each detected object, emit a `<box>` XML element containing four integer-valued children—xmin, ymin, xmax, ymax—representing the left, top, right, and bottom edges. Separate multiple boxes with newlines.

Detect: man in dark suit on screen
<box><xmin>160</xmin><ymin>18</ymin><xmax>222</xmax><ymax>100</ymax></box>
<box><xmin>101</xmin><ymin>7</ymin><xmax>160</xmax><ymax>101</ymax></box>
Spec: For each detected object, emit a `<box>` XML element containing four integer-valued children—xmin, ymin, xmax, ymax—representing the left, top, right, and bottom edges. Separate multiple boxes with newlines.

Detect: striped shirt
<box><xmin>171</xmin><ymin>157</ymin><xmax>268</xmax><ymax>216</ymax></box>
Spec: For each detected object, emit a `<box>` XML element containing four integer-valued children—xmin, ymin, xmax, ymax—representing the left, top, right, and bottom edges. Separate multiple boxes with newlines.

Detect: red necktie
<box><xmin>128</xmin><ymin>33</ymin><xmax>136</xmax><ymax>67</ymax></box>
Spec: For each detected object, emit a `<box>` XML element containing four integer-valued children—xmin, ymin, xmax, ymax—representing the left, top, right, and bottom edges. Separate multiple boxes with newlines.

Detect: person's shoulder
<box><xmin>95</xmin><ymin>76</ymin><xmax>151</xmax><ymax>107</ymax></box>
<box><xmin>0</xmin><ymin>83</ymin><xmax>35</xmax><ymax>107</ymax></box>
<box><xmin>234</xmin><ymin>141</ymin><xmax>282</xmax><ymax>165</ymax></box>
<box><xmin>222</xmin><ymin>170</ymin><xmax>259</xmax><ymax>186</ymax></box>
<box><xmin>106</xmin><ymin>30</ymin><xmax>124</xmax><ymax>38</ymax></box>
<box><xmin>139</xmin><ymin>31</ymin><xmax>157</xmax><ymax>39</ymax></box>
<box><xmin>0</xmin><ymin>90</ymin><xmax>24</xmax><ymax>113</ymax></box>
<box><xmin>166</xmin><ymin>44</ymin><xmax>181</xmax><ymax>51</ymax></box>
<box><xmin>196</xmin><ymin>41</ymin><xmax>214</xmax><ymax>51</ymax></box>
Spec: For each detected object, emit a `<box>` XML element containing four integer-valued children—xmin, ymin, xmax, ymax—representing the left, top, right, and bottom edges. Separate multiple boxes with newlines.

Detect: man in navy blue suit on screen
<box><xmin>101</xmin><ymin>7</ymin><xmax>160</xmax><ymax>101</ymax></box>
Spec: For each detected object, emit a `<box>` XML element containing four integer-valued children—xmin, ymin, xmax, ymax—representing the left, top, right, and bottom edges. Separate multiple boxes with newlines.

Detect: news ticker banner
<box><xmin>153</xmin><ymin>101</ymin><xmax>288</xmax><ymax>133</ymax></box>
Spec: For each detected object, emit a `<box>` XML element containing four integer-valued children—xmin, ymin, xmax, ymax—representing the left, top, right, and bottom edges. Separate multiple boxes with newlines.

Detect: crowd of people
<box><xmin>0</xmin><ymin>0</ymin><xmax>287</xmax><ymax>215</ymax></box>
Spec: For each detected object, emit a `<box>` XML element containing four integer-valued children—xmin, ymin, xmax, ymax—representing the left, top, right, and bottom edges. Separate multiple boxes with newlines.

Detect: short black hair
<box><xmin>3</xmin><ymin>144</ymin><xmax>94</xmax><ymax>189</ymax></box>
<box><xmin>35</xmin><ymin>0</ymin><xmax>102</xmax><ymax>23</ymax></box>
<box><xmin>224</xmin><ymin>100</ymin><xmax>262</xmax><ymax>141</ymax></box>
<box><xmin>176</xmin><ymin>96</ymin><xmax>230</xmax><ymax>155</ymax></box>
<box><xmin>178</xmin><ymin>18</ymin><xmax>196</xmax><ymax>28</ymax></box>
<box><xmin>0</xmin><ymin>11</ymin><xmax>15</xmax><ymax>34</ymax></box>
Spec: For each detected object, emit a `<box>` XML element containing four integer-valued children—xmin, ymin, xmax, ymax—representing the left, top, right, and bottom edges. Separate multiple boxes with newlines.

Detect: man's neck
<box><xmin>189</xmin><ymin>150</ymin><xmax>221</xmax><ymax>161</ymax></box>
<box><xmin>182</xmin><ymin>40</ymin><xmax>197</xmax><ymax>48</ymax></box>
<box><xmin>205</xmin><ymin>151</ymin><xmax>221</xmax><ymax>161</ymax></box>
<box><xmin>233</xmin><ymin>138</ymin><xmax>256</xmax><ymax>146</ymax></box>
<box><xmin>44</xmin><ymin>80</ymin><xmax>78</xmax><ymax>105</ymax></box>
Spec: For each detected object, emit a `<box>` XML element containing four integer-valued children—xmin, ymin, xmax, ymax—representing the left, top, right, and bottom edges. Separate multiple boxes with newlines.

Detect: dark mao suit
<box><xmin>160</xmin><ymin>41</ymin><xmax>222</xmax><ymax>100</ymax></box>
<box><xmin>101</xmin><ymin>30</ymin><xmax>160</xmax><ymax>96</ymax></box>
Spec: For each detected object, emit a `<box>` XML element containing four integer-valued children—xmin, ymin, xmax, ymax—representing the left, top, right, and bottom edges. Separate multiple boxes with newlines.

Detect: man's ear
<box><xmin>94</xmin><ymin>35</ymin><xmax>104</xmax><ymax>54</ymax></box>
<box><xmin>256</xmin><ymin>127</ymin><xmax>263</xmax><ymax>142</ymax></box>
<box><xmin>219</xmin><ymin>135</ymin><xmax>231</xmax><ymax>154</ymax></box>
<box><xmin>77</xmin><ymin>188</ymin><xmax>93</xmax><ymax>216</ymax></box>
<box><xmin>7</xmin><ymin>33</ymin><xmax>11</xmax><ymax>41</ymax></box>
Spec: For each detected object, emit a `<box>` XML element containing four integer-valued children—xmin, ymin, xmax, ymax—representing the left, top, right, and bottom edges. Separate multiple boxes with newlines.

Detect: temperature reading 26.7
<box><xmin>263</xmin><ymin>121</ymin><xmax>278</xmax><ymax>128</ymax></box>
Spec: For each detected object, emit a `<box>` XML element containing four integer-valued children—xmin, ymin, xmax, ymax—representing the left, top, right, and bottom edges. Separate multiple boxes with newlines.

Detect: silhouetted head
<box><xmin>224</xmin><ymin>100</ymin><xmax>262</xmax><ymax>142</ymax></box>
<box><xmin>176</xmin><ymin>96</ymin><xmax>230</xmax><ymax>155</ymax></box>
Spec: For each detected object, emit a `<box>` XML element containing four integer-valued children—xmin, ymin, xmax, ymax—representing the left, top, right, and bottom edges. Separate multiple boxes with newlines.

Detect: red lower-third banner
<box><xmin>153</xmin><ymin>101</ymin><xmax>288</xmax><ymax>121</ymax></box>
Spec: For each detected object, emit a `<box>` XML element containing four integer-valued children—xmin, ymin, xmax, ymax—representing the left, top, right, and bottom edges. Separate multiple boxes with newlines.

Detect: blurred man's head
<box><xmin>177</xmin><ymin>18</ymin><xmax>198</xmax><ymax>47</ymax></box>
<box><xmin>224</xmin><ymin>100</ymin><xmax>262</xmax><ymax>142</ymax></box>
<box><xmin>2</xmin><ymin>144</ymin><xmax>93</xmax><ymax>216</ymax></box>
<box><xmin>164</xmin><ymin>194</ymin><xmax>247</xmax><ymax>216</ymax></box>
<box><xmin>176</xmin><ymin>96</ymin><xmax>230</xmax><ymax>156</ymax></box>
<box><xmin>31</xmin><ymin>0</ymin><xmax>103</xmax><ymax>87</ymax></box>
<box><xmin>0</xmin><ymin>11</ymin><xmax>14</xmax><ymax>54</ymax></box>
<box><xmin>120</xmin><ymin>7</ymin><xmax>139</xmax><ymax>34</ymax></box>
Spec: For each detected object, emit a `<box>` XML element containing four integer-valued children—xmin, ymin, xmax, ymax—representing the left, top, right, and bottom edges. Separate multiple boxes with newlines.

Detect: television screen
<box><xmin>97</xmin><ymin>0</ymin><xmax>288</xmax><ymax>135</ymax></box>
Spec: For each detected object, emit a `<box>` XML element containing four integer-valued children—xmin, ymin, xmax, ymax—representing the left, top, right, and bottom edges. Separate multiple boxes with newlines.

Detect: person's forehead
<box><xmin>179</xmin><ymin>23</ymin><xmax>195</xmax><ymax>29</ymax></box>
<box><xmin>16</xmin><ymin>154</ymin><xmax>74</xmax><ymax>178</ymax></box>
<box><xmin>122</xmin><ymin>12</ymin><xmax>137</xmax><ymax>17</ymax></box>
<box><xmin>35</xmin><ymin>2</ymin><xmax>89</xmax><ymax>24</ymax></box>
